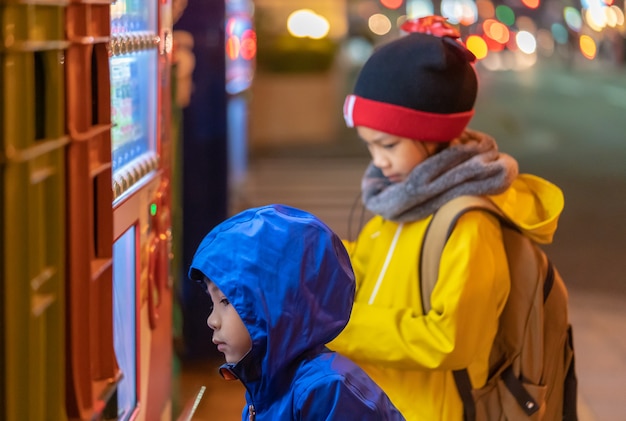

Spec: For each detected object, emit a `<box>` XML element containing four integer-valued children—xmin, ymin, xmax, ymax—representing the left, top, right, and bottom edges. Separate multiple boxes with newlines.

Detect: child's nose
<box><xmin>207</xmin><ymin>313</ymin><xmax>218</xmax><ymax>330</ymax></box>
<box><xmin>372</xmin><ymin>152</ymin><xmax>389</xmax><ymax>169</ymax></box>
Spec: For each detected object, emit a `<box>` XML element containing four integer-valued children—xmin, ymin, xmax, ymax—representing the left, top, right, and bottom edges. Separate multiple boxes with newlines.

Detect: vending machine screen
<box><xmin>110</xmin><ymin>52</ymin><xmax>157</xmax><ymax>173</ymax></box>
<box><xmin>113</xmin><ymin>227</ymin><xmax>138</xmax><ymax>419</ymax></box>
<box><xmin>111</xmin><ymin>0</ymin><xmax>157</xmax><ymax>34</ymax></box>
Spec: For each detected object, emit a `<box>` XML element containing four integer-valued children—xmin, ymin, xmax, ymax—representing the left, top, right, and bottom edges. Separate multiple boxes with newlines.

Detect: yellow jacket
<box><xmin>328</xmin><ymin>174</ymin><xmax>564</xmax><ymax>420</ymax></box>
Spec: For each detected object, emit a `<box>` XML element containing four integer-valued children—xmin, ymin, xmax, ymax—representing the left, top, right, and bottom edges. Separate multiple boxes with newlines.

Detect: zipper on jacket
<box><xmin>248</xmin><ymin>404</ymin><xmax>256</xmax><ymax>420</ymax></box>
<box><xmin>368</xmin><ymin>223</ymin><xmax>403</xmax><ymax>305</ymax></box>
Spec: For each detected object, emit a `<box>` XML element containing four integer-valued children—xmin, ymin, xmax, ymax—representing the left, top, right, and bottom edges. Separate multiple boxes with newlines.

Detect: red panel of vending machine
<box><xmin>65</xmin><ymin>0</ymin><xmax>119</xmax><ymax>418</ymax></box>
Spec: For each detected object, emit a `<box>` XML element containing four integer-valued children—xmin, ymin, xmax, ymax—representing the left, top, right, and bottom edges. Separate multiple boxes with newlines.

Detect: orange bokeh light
<box><xmin>483</xmin><ymin>19</ymin><xmax>510</xmax><ymax>44</ymax></box>
<box><xmin>521</xmin><ymin>0</ymin><xmax>540</xmax><ymax>9</ymax></box>
<box><xmin>226</xmin><ymin>36</ymin><xmax>240</xmax><ymax>60</ymax></box>
<box><xmin>579</xmin><ymin>35</ymin><xmax>597</xmax><ymax>60</ymax></box>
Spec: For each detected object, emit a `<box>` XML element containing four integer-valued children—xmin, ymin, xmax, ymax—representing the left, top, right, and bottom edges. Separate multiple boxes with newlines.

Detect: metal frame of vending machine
<box><xmin>64</xmin><ymin>0</ymin><xmax>173</xmax><ymax>418</ymax></box>
<box><xmin>1</xmin><ymin>0</ymin><xmax>69</xmax><ymax>419</ymax></box>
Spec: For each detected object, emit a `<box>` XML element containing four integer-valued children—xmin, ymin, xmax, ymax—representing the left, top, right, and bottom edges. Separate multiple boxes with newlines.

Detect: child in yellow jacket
<box><xmin>328</xmin><ymin>16</ymin><xmax>564</xmax><ymax>420</ymax></box>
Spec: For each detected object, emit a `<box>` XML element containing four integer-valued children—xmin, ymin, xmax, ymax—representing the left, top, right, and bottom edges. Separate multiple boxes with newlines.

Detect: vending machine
<box><xmin>64</xmin><ymin>0</ymin><xmax>173</xmax><ymax>418</ymax></box>
<box><xmin>110</xmin><ymin>0</ymin><xmax>174</xmax><ymax>419</ymax></box>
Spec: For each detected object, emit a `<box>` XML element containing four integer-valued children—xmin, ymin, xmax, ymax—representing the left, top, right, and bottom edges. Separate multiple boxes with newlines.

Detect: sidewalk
<box><xmin>568</xmin><ymin>290</ymin><xmax>626</xmax><ymax>421</ymax></box>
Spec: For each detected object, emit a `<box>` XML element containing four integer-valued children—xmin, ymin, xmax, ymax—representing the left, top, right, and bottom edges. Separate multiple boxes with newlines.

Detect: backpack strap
<box><xmin>420</xmin><ymin>195</ymin><xmax>506</xmax><ymax>313</ymax></box>
<box><xmin>420</xmin><ymin>195</ymin><xmax>511</xmax><ymax>421</ymax></box>
<box><xmin>453</xmin><ymin>370</ymin><xmax>476</xmax><ymax>421</ymax></box>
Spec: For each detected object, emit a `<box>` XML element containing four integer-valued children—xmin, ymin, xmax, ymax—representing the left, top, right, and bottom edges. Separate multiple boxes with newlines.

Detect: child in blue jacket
<box><xmin>189</xmin><ymin>204</ymin><xmax>404</xmax><ymax>420</ymax></box>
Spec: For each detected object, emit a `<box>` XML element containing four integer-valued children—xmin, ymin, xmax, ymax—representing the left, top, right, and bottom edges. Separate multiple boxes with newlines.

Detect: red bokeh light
<box><xmin>380</xmin><ymin>0</ymin><xmax>403</xmax><ymax>10</ymax></box>
<box><xmin>240</xmin><ymin>29</ymin><xmax>257</xmax><ymax>61</ymax></box>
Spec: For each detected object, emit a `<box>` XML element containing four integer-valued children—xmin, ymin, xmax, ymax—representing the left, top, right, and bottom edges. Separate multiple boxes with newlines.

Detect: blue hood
<box><xmin>189</xmin><ymin>205</ymin><xmax>355</xmax><ymax>390</ymax></box>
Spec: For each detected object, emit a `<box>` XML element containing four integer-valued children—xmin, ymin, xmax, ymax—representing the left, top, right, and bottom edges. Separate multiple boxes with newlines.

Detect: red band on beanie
<box><xmin>343</xmin><ymin>94</ymin><xmax>474</xmax><ymax>142</ymax></box>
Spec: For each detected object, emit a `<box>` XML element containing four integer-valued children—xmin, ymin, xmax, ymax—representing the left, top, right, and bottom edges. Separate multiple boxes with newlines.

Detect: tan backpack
<box><xmin>420</xmin><ymin>195</ymin><xmax>578</xmax><ymax>421</ymax></box>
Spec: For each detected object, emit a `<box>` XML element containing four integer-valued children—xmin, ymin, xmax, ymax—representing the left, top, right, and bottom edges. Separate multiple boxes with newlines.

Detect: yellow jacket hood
<box><xmin>489</xmin><ymin>173</ymin><xmax>564</xmax><ymax>244</ymax></box>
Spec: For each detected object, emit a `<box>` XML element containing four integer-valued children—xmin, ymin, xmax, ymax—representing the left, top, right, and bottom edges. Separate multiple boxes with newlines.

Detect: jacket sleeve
<box><xmin>329</xmin><ymin>211</ymin><xmax>510</xmax><ymax>371</ymax></box>
<box><xmin>294</xmin><ymin>375</ymin><xmax>404</xmax><ymax>420</ymax></box>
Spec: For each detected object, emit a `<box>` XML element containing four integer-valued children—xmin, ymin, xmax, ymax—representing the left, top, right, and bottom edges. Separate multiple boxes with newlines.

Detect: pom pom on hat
<box><xmin>343</xmin><ymin>16</ymin><xmax>478</xmax><ymax>142</ymax></box>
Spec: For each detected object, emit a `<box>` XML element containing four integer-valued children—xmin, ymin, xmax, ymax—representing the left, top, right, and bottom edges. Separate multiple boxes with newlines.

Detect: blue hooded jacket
<box><xmin>189</xmin><ymin>204</ymin><xmax>404</xmax><ymax>420</ymax></box>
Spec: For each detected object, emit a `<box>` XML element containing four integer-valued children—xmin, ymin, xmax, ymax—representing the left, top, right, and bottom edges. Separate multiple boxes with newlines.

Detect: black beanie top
<box><xmin>343</xmin><ymin>16</ymin><xmax>478</xmax><ymax>142</ymax></box>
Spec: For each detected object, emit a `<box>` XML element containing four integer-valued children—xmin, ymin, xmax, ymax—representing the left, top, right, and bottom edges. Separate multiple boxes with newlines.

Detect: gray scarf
<box><xmin>362</xmin><ymin>129</ymin><xmax>519</xmax><ymax>222</ymax></box>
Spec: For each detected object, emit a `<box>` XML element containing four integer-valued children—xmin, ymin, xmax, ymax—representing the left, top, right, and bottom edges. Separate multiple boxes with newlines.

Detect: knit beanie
<box><xmin>343</xmin><ymin>16</ymin><xmax>478</xmax><ymax>142</ymax></box>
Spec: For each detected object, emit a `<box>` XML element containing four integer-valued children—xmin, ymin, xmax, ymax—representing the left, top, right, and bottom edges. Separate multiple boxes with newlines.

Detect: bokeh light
<box><xmin>351</xmin><ymin>0</ymin><xmax>620</xmax><ymax>70</ymax></box>
<box><xmin>287</xmin><ymin>9</ymin><xmax>330</xmax><ymax>39</ymax></box>
<box><xmin>226</xmin><ymin>18</ymin><xmax>256</xmax><ymax>61</ymax></box>
<box><xmin>483</xmin><ymin>19</ymin><xmax>510</xmax><ymax>44</ymax></box>
<box><xmin>611</xmin><ymin>6</ymin><xmax>625</xmax><ymax>25</ymax></box>
<box><xmin>516</xmin><ymin>16</ymin><xmax>537</xmax><ymax>33</ymax></box>
<box><xmin>604</xmin><ymin>5</ymin><xmax>623</xmax><ymax>27</ymax></box>
<box><xmin>406</xmin><ymin>0</ymin><xmax>435</xmax><ymax>19</ymax></box>
<box><xmin>343</xmin><ymin>37</ymin><xmax>375</xmax><ymax>66</ymax></box>
<box><xmin>495</xmin><ymin>5</ymin><xmax>515</xmax><ymax>26</ymax></box>
<box><xmin>579</xmin><ymin>34</ymin><xmax>597</xmax><ymax>59</ymax></box>
<box><xmin>466</xmin><ymin>35</ymin><xmax>488</xmax><ymax>59</ymax></box>
<box><xmin>585</xmin><ymin>5</ymin><xmax>608</xmax><ymax>31</ymax></box>
<box><xmin>240</xmin><ymin>29</ymin><xmax>257</xmax><ymax>60</ymax></box>
<box><xmin>521</xmin><ymin>0</ymin><xmax>540</xmax><ymax>9</ymax></box>
<box><xmin>226</xmin><ymin>35</ymin><xmax>240</xmax><ymax>60</ymax></box>
<box><xmin>551</xmin><ymin>23</ymin><xmax>569</xmax><ymax>45</ymax></box>
<box><xmin>476</xmin><ymin>0</ymin><xmax>495</xmax><ymax>20</ymax></box>
<box><xmin>441</xmin><ymin>0</ymin><xmax>478</xmax><ymax>25</ymax></box>
<box><xmin>380</xmin><ymin>0</ymin><xmax>403</xmax><ymax>10</ymax></box>
<box><xmin>564</xmin><ymin>7</ymin><xmax>583</xmax><ymax>32</ymax></box>
<box><xmin>516</xmin><ymin>31</ymin><xmax>537</xmax><ymax>54</ymax></box>
<box><xmin>369</xmin><ymin>13</ymin><xmax>393</xmax><ymax>36</ymax></box>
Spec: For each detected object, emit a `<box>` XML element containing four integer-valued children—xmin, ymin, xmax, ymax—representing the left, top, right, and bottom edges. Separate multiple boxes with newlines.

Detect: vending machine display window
<box><xmin>111</xmin><ymin>0</ymin><xmax>157</xmax><ymax>34</ymax></box>
<box><xmin>110</xmin><ymin>52</ymin><xmax>157</xmax><ymax>174</ymax></box>
<box><xmin>113</xmin><ymin>226</ymin><xmax>138</xmax><ymax>420</ymax></box>
<box><xmin>110</xmin><ymin>0</ymin><xmax>159</xmax><ymax>204</ymax></box>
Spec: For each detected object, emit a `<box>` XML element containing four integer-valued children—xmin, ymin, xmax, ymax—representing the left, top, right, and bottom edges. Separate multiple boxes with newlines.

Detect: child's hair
<box><xmin>343</xmin><ymin>16</ymin><xmax>477</xmax><ymax>142</ymax></box>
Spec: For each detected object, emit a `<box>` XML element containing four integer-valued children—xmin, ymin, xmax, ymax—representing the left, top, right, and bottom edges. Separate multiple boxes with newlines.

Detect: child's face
<box><xmin>358</xmin><ymin>126</ymin><xmax>440</xmax><ymax>183</ymax></box>
<box><xmin>204</xmin><ymin>278</ymin><xmax>252</xmax><ymax>363</ymax></box>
